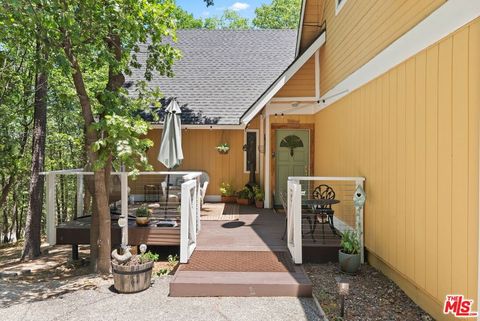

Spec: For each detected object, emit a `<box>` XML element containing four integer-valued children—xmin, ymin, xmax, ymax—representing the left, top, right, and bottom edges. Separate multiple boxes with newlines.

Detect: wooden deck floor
<box><xmin>170</xmin><ymin>206</ymin><xmax>313</xmax><ymax>297</ymax></box>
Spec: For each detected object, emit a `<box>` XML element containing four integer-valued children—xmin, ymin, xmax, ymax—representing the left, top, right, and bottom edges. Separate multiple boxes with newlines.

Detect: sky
<box><xmin>176</xmin><ymin>0</ymin><xmax>272</xmax><ymax>20</ymax></box>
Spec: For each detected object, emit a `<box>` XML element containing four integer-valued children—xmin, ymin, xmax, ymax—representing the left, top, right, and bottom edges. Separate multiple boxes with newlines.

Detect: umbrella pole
<box><xmin>164</xmin><ymin>173</ymin><xmax>170</xmax><ymax>219</ymax></box>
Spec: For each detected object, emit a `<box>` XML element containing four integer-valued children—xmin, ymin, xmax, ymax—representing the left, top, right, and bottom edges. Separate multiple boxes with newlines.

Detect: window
<box><xmin>244</xmin><ymin>129</ymin><xmax>259</xmax><ymax>174</ymax></box>
<box><xmin>335</xmin><ymin>0</ymin><xmax>347</xmax><ymax>15</ymax></box>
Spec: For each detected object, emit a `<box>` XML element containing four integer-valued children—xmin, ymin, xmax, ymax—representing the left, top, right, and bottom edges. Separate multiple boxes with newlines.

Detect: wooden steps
<box><xmin>169</xmin><ymin>208</ymin><xmax>313</xmax><ymax>298</ymax></box>
<box><xmin>169</xmin><ymin>269</ymin><xmax>312</xmax><ymax>297</ymax></box>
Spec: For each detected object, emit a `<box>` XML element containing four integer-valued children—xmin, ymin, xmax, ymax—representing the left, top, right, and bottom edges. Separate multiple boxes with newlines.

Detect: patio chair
<box><xmin>303</xmin><ymin>184</ymin><xmax>337</xmax><ymax>241</ymax></box>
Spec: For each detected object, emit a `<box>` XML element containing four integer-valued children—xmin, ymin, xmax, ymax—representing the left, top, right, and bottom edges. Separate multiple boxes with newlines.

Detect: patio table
<box><xmin>302</xmin><ymin>198</ymin><xmax>340</xmax><ymax>243</ymax></box>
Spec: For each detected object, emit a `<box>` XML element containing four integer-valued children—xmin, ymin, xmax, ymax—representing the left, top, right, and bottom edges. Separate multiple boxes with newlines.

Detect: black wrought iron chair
<box><xmin>303</xmin><ymin>184</ymin><xmax>337</xmax><ymax>241</ymax></box>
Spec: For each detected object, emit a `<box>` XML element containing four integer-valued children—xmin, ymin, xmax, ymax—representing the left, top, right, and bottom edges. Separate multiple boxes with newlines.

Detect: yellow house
<box><xmin>126</xmin><ymin>1</ymin><xmax>480</xmax><ymax>319</ymax></box>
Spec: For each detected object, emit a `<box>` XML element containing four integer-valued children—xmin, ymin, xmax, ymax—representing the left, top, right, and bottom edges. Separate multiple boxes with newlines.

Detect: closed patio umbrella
<box><xmin>158</xmin><ymin>98</ymin><xmax>183</xmax><ymax>218</ymax></box>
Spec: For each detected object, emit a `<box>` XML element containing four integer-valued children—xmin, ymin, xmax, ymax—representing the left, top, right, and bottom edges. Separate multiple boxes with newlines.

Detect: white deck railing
<box><xmin>42</xmin><ymin>169</ymin><xmax>202</xmax><ymax>263</ymax></box>
<box><xmin>286</xmin><ymin>180</ymin><xmax>302</xmax><ymax>264</ymax></box>
<box><xmin>287</xmin><ymin>176</ymin><xmax>366</xmax><ymax>264</ymax></box>
<box><xmin>180</xmin><ymin>179</ymin><xmax>198</xmax><ymax>263</ymax></box>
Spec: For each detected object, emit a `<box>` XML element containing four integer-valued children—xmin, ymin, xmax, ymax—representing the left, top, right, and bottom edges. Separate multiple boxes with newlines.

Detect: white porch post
<box><xmin>259</xmin><ymin>112</ymin><xmax>265</xmax><ymax>191</ymax></box>
<box><xmin>46</xmin><ymin>172</ymin><xmax>56</xmax><ymax>246</ymax></box>
<box><xmin>76</xmin><ymin>174</ymin><xmax>84</xmax><ymax>217</ymax></box>
<box><xmin>264</xmin><ymin>110</ymin><xmax>272</xmax><ymax>208</ymax></box>
<box><xmin>120</xmin><ymin>171</ymin><xmax>129</xmax><ymax>246</ymax></box>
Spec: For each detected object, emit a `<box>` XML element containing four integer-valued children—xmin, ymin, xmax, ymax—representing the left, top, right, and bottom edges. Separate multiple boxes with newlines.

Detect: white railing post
<box><xmin>120</xmin><ymin>171</ymin><xmax>129</xmax><ymax>247</ymax></box>
<box><xmin>191</xmin><ymin>181</ymin><xmax>197</xmax><ymax>250</ymax></box>
<box><xmin>180</xmin><ymin>179</ymin><xmax>197</xmax><ymax>263</ymax></box>
<box><xmin>46</xmin><ymin>172</ymin><xmax>56</xmax><ymax>246</ymax></box>
<box><xmin>287</xmin><ymin>179</ymin><xmax>302</xmax><ymax>264</ymax></box>
<box><xmin>196</xmin><ymin>176</ymin><xmax>201</xmax><ymax>232</ymax></box>
<box><xmin>292</xmin><ymin>180</ymin><xmax>302</xmax><ymax>264</ymax></box>
<box><xmin>355</xmin><ymin>179</ymin><xmax>365</xmax><ymax>264</ymax></box>
<box><xmin>76</xmin><ymin>174</ymin><xmax>84</xmax><ymax>217</ymax></box>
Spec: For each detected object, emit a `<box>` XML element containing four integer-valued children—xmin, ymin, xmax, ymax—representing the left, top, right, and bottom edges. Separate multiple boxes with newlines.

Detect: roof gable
<box><xmin>126</xmin><ymin>29</ymin><xmax>296</xmax><ymax>125</ymax></box>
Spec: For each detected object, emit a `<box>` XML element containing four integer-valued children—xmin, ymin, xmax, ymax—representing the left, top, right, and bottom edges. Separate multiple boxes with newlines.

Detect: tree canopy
<box><xmin>175</xmin><ymin>0</ymin><xmax>301</xmax><ymax>30</ymax></box>
<box><xmin>253</xmin><ymin>0</ymin><xmax>302</xmax><ymax>29</ymax></box>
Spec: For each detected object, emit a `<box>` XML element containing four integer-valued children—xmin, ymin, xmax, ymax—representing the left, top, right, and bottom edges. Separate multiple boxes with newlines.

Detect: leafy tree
<box><xmin>173</xmin><ymin>6</ymin><xmax>203</xmax><ymax>29</ymax></box>
<box><xmin>0</xmin><ymin>9</ymin><xmax>37</xmax><ymax>246</ymax></box>
<box><xmin>0</xmin><ymin>0</ymin><xmax>215</xmax><ymax>271</ymax></box>
<box><xmin>253</xmin><ymin>0</ymin><xmax>301</xmax><ymax>29</ymax></box>
<box><xmin>203</xmin><ymin>9</ymin><xmax>250</xmax><ymax>30</ymax></box>
<box><xmin>220</xmin><ymin>9</ymin><xmax>249</xmax><ymax>30</ymax></box>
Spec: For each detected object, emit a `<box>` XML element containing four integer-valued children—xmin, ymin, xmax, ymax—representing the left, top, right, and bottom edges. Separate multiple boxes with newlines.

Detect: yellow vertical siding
<box><xmin>314</xmin><ymin>19</ymin><xmax>479</xmax><ymax>319</ymax></box>
<box><xmin>275</xmin><ymin>56</ymin><xmax>316</xmax><ymax>98</ymax></box>
<box><xmin>145</xmin><ymin>129</ymin><xmax>254</xmax><ymax>195</ymax></box>
<box><xmin>319</xmin><ymin>0</ymin><xmax>445</xmax><ymax>94</ymax></box>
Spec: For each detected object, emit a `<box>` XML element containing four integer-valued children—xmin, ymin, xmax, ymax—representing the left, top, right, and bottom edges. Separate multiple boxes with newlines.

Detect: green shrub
<box><xmin>252</xmin><ymin>185</ymin><xmax>264</xmax><ymax>201</ymax></box>
<box><xmin>219</xmin><ymin>182</ymin><xmax>235</xmax><ymax>197</ymax></box>
<box><xmin>140</xmin><ymin>251</ymin><xmax>159</xmax><ymax>263</ymax></box>
<box><xmin>340</xmin><ymin>230</ymin><xmax>360</xmax><ymax>255</ymax></box>
<box><xmin>237</xmin><ymin>186</ymin><xmax>253</xmax><ymax>199</ymax></box>
<box><xmin>135</xmin><ymin>205</ymin><xmax>151</xmax><ymax>217</ymax></box>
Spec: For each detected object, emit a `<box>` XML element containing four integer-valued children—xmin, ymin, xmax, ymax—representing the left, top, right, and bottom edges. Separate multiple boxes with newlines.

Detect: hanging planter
<box><xmin>215</xmin><ymin>143</ymin><xmax>230</xmax><ymax>154</ymax></box>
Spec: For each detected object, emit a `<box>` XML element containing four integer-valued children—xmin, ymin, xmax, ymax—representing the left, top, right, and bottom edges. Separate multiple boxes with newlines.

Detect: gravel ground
<box><xmin>0</xmin><ymin>276</ymin><xmax>322</xmax><ymax>321</ymax></box>
<box><xmin>304</xmin><ymin>262</ymin><xmax>434</xmax><ymax>321</ymax></box>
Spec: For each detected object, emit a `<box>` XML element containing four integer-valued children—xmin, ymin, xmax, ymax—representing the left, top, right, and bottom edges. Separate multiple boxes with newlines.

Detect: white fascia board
<box><xmin>313</xmin><ymin>0</ymin><xmax>480</xmax><ymax>114</ymax></box>
<box><xmin>295</xmin><ymin>0</ymin><xmax>307</xmax><ymax>57</ymax></box>
<box><xmin>151</xmin><ymin>124</ymin><xmax>246</xmax><ymax>130</ymax></box>
<box><xmin>270</xmin><ymin>96</ymin><xmax>318</xmax><ymax>102</ymax></box>
<box><xmin>266</xmin><ymin>102</ymin><xmax>317</xmax><ymax>116</ymax></box>
<box><xmin>241</xmin><ymin>31</ymin><xmax>326</xmax><ymax>125</ymax></box>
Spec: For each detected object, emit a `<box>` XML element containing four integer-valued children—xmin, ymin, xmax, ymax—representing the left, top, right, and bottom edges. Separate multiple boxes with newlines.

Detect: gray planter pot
<box><xmin>338</xmin><ymin>250</ymin><xmax>361</xmax><ymax>274</ymax></box>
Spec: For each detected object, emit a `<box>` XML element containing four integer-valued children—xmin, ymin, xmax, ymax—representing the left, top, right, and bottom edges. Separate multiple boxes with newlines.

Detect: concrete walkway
<box><xmin>0</xmin><ymin>276</ymin><xmax>323</xmax><ymax>321</ymax></box>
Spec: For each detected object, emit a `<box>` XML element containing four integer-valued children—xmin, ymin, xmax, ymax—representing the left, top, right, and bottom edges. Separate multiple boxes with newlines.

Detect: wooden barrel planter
<box><xmin>112</xmin><ymin>261</ymin><xmax>154</xmax><ymax>293</ymax></box>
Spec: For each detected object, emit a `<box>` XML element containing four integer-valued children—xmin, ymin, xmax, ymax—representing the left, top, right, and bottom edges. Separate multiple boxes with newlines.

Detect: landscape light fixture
<box><xmin>337</xmin><ymin>279</ymin><xmax>350</xmax><ymax>318</ymax></box>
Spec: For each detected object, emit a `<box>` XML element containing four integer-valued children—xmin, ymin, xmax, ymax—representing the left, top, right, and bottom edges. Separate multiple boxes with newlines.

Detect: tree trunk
<box><xmin>21</xmin><ymin>40</ymin><xmax>48</xmax><ymax>259</ymax></box>
<box><xmin>62</xmin><ymin>32</ymin><xmax>111</xmax><ymax>275</ymax></box>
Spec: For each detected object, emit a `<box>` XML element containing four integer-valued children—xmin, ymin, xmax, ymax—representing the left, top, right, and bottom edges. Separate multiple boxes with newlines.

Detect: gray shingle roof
<box><xmin>126</xmin><ymin>29</ymin><xmax>297</xmax><ymax>125</ymax></box>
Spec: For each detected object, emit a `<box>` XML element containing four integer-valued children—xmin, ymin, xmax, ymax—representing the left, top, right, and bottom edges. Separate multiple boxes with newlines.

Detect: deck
<box><xmin>56</xmin><ymin>204</ymin><xmax>341</xmax><ymax>297</ymax></box>
<box><xmin>170</xmin><ymin>205</ymin><xmax>339</xmax><ymax>297</ymax></box>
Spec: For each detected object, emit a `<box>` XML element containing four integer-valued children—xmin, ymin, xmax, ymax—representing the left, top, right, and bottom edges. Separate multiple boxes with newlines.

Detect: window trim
<box><xmin>335</xmin><ymin>0</ymin><xmax>347</xmax><ymax>15</ymax></box>
<box><xmin>243</xmin><ymin>129</ymin><xmax>259</xmax><ymax>174</ymax></box>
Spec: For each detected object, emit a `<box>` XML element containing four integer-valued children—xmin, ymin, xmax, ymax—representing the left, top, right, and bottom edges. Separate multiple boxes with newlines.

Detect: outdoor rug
<box><xmin>179</xmin><ymin>250</ymin><xmax>296</xmax><ymax>272</ymax></box>
<box><xmin>200</xmin><ymin>203</ymin><xmax>239</xmax><ymax>221</ymax></box>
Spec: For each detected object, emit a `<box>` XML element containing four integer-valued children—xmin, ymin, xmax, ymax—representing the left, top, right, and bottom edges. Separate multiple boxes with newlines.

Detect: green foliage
<box><xmin>215</xmin><ymin>143</ymin><xmax>230</xmax><ymax>153</ymax></box>
<box><xmin>168</xmin><ymin>254</ymin><xmax>178</xmax><ymax>266</ymax></box>
<box><xmin>157</xmin><ymin>254</ymin><xmax>178</xmax><ymax>276</ymax></box>
<box><xmin>219</xmin><ymin>182</ymin><xmax>235</xmax><ymax>197</ymax></box>
<box><xmin>203</xmin><ymin>9</ymin><xmax>250</xmax><ymax>30</ymax></box>
<box><xmin>253</xmin><ymin>185</ymin><xmax>264</xmax><ymax>201</ymax></box>
<box><xmin>220</xmin><ymin>9</ymin><xmax>250</xmax><ymax>30</ymax></box>
<box><xmin>253</xmin><ymin>0</ymin><xmax>302</xmax><ymax>29</ymax></box>
<box><xmin>340</xmin><ymin>230</ymin><xmax>360</xmax><ymax>255</ymax></box>
<box><xmin>173</xmin><ymin>5</ymin><xmax>204</xmax><ymax>29</ymax></box>
<box><xmin>135</xmin><ymin>205</ymin><xmax>151</xmax><ymax>217</ymax></box>
<box><xmin>139</xmin><ymin>251</ymin><xmax>159</xmax><ymax>263</ymax></box>
<box><xmin>237</xmin><ymin>186</ymin><xmax>253</xmax><ymax>200</ymax></box>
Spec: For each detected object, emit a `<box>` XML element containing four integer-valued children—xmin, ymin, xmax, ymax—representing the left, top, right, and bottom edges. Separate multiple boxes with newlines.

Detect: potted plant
<box><xmin>236</xmin><ymin>186</ymin><xmax>253</xmax><ymax>205</ymax></box>
<box><xmin>215</xmin><ymin>143</ymin><xmax>230</xmax><ymax>154</ymax></box>
<box><xmin>338</xmin><ymin>230</ymin><xmax>361</xmax><ymax>273</ymax></box>
<box><xmin>111</xmin><ymin>246</ymin><xmax>158</xmax><ymax>293</ymax></box>
<box><xmin>253</xmin><ymin>185</ymin><xmax>264</xmax><ymax>208</ymax></box>
<box><xmin>220</xmin><ymin>182</ymin><xmax>236</xmax><ymax>203</ymax></box>
<box><xmin>135</xmin><ymin>205</ymin><xmax>152</xmax><ymax>226</ymax></box>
